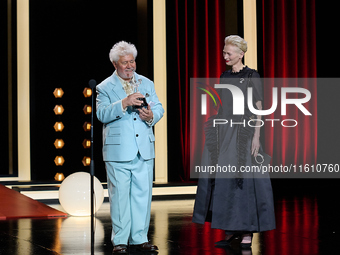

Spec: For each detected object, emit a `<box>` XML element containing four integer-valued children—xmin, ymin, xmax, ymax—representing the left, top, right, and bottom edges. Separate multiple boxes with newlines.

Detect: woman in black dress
<box><xmin>192</xmin><ymin>35</ymin><xmax>276</xmax><ymax>249</ymax></box>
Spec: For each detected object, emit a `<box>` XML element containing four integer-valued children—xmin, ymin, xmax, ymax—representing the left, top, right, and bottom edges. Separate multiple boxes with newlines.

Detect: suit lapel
<box><xmin>108</xmin><ymin>72</ymin><xmax>147</xmax><ymax>99</ymax></box>
<box><xmin>109</xmin><ymin>74</ymin><xmax>127</xmax><ymax>100</ymax></box>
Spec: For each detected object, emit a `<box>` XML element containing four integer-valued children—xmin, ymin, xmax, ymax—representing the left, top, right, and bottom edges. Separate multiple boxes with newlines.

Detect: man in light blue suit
<box><xmin>96</xmin><ymin>41</ymin><xmax>164</xmax><ymax>254</ymax></box>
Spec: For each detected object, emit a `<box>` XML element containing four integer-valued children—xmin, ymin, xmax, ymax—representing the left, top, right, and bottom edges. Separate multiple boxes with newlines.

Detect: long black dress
<box><xmin>192</xmin><ymin>66</ymin><xmax>276</xmax><ymax>233</ymax></box>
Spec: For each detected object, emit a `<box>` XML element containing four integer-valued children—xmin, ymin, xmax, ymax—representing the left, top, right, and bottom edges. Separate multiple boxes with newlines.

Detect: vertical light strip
<box><xmin>243</xmin><ymin>0</ymin><xmax>257</xmax><ymax>69</ymax></box>
<box><xmin>7</xmin><ymin>0</ymin><xmax>13</xmax><ymax>175</ymax></box>
<box><xmin>17</xmin><ymin>0</ymin><xmax>31</xmax><ymax>180</ymax></box>
<box><xmin>153</xmin><ymin>0</ymin><xmax>168</xmax><ymax>183</ymax></box>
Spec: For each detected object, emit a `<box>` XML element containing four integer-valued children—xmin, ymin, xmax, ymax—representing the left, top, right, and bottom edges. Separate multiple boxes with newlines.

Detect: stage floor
<box><xmin>0</xmin><ymin>180</ymin><xmax>339</xmax><ymax>255</ymax></box>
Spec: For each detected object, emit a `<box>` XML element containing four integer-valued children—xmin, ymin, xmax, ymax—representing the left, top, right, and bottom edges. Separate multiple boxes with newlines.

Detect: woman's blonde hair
<box><xmin>224</xmin><ymin>35</ymin><xmax>247</xmax><ymax>53</ymax></box>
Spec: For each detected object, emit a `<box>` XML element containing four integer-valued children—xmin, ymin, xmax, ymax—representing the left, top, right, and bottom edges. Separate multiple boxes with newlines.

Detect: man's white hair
<box><xmin>109</xmin><ymin>41</ymin><xmax>138</xmax><ymax>63</ymax></box>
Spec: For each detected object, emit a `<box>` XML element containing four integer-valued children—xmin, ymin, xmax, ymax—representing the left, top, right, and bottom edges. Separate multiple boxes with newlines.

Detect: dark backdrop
<box><xmin>29</xmin><ymin>0</ymin><xmax>153</xmax><ymax>181</ymax></box>
<box><xmin>315</xmin><ymin>0</ymin><xmax>340</xmax><ymax>164</ymax></box>
<box><xmin>2</xmin><ymin>0</ymin><xmax>339</xmax><ymax>183</ymax></box>
<box><xmin>1</xmin><ymin>0</ymin><xmax>17</xmax><ymax>177</ymax></box>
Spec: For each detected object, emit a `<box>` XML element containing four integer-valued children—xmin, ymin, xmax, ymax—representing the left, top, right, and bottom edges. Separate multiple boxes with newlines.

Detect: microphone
<box><xmin>88</xmin><ymin>79</ymin><xmax>97</xmax><ymax>89</ymax></box>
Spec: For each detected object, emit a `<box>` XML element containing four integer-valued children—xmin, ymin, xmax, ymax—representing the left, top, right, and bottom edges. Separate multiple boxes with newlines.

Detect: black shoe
<box><xmin>112</xmin><ymin>244</ymin><xmax>128</xmax><ymax>254</ymax></box>
<box><xmin>136</xmin><ymin>242</ymin><xmax>158</xmax><ymax>251</ymax></box>
<box><xmin>240</xmin><ymin>242</ymin><xmax>252</xmax><ymax>249</ymax></box>
<box><xmin>215</xmin><ymin>234</ymin><xmax>240</xmax><ymax>246</ymax></box>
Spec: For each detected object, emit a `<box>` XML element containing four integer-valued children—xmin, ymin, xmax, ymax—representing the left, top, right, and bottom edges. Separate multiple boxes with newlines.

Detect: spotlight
<box><xmin>83</xmin><ymin>87</ymin><xmax>92</xmax><ymax>98</ymax></box>
<box><xmin>53</xmin><ymin>88</ymin><xmax>64</xmax><ymax>98</ymax></box>
<box><xmin>54</xmin><ymin>139</ymin><xmax>65</xmax><ymax>149</ymax></box>
<box><xmin>54</xmin><ymin>122</ymin><xmax>65</xmax><ymax>132</ymax></box>
<box><xmin>54</xmin><ymin>105</ymin><xmax>64</xmax><ymax>115</ymax></box>
<box><xmin>83</xmin><ymin>122</ymin><xmax>91</xmax><ymax>131</ymax></box>
<box><xmin>54</xmin><ymin>156</ymin><xmax>65</xmax><ymax>166</ymax></box>
<box><xmin>82</xmin><ymin>139</ymin><xmax>91</xmax><ymax>149</ymax></box>
<box><xmin>54</xmin><ymin>172</ymin><xmax>65</xmax><ymax>181</ymax></box>
<box><xmin>83</xmin><ymin>105</ymin><xmax>92</xmax><ymax>115</ymax></box>
<box><xmin>82</xmin><ymin>156</ymin><xmax>91</xmax><ymax>166</ymax></box>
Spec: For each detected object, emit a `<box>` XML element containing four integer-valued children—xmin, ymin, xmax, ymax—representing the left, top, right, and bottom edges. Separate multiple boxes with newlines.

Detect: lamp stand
<box><xmin>89</xmin><ymin>79</ymin><xmax>97</xmax><ymax>254</ymax></box>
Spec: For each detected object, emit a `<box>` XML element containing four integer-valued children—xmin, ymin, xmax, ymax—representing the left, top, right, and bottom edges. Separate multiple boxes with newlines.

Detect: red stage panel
<box><xmin>0</xmin><ymin>184</ymin><xmax>67</xmax><ymax>220</ymax></box>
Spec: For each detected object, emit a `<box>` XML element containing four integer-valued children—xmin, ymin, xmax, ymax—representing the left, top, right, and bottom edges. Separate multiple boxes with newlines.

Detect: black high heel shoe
<box><xmin>240</xmin><ymin>234</ymin><xmax>253</xmax><ymax>249</ymax></box>
<box><xmin>215</xmin><ymin>234</ymin><xmax>241</xmax><ymax>246</ymax></box>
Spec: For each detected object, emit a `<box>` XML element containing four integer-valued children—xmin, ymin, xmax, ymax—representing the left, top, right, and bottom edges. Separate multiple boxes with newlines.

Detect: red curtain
<box><xmin>170</xmin><ymin>0</ymin><xmax>317</xmax><ymax>181</ymax></box>
<box><xmin>261</xmin><ymin>0</ymin><xmax>318</xmax><ymax>166</ymax></box>
<box><xmin>173</xmin><ymin>0</ymin><xmax>226</xmax><ymax>181</ymax></box>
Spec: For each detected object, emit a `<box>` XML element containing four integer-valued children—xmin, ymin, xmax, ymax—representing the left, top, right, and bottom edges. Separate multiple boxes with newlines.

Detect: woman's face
<box><xmin>223</xmin><ymin>44</ymin><xmax>244</xmax><ymax>67</ymax></box>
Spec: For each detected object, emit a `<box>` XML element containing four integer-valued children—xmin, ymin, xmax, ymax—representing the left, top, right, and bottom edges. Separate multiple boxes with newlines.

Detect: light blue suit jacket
<box><xmin>96</xmin><ymin>72</ymin><xmax>164</xmax><ymax>162</ymax></box>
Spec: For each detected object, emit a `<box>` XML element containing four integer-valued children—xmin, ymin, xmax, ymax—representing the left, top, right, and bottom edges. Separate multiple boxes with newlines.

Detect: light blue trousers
<box><xmin>105</xmin><ymin>153</ymin><xmax>153</xmax><ymax>246</ymax></box>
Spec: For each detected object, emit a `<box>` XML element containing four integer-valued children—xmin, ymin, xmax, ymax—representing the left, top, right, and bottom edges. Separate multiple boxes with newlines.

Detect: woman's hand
<box><xmin>251</xmin><ymin>135</ymin><xmax>260</xmax><ymax>157</ymax></box>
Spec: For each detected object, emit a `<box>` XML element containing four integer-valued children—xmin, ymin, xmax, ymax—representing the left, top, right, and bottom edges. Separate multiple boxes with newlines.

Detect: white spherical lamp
<box><xmin>59</xmin><ymin>172</ymin><xmax>104</xmax><ymax>216</ymax></box>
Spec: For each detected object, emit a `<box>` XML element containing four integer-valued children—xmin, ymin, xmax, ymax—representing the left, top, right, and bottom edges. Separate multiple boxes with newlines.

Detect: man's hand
<box><xmin>139</xmin><ymin>105</ymin><xmax>153</xmax><ymax>122</ymax></box>
<box><xmin>122</xmin><ymin>93</ymin><xmax>145</xmax><ymax>109</ymax></box>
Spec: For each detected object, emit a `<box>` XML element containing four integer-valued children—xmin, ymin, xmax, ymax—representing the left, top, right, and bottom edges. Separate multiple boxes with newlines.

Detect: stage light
<box><xmin>54</xmin><ymin>105</ymin><xmax>64</xmax><ymax>115</ymax></box>
<box><xmin>54</xmin><ymin>139</ymin><xmax>65</xmax><ymax>149</ymax></box>
<box><xmin>83</xmin><ymin>122</ymin><xmax>91</xmax><ymax>131</ymax></box>
<box><xmin>82</xmin><ymin>156</ymin><xmax>91</xmax><ymax>166</ymax></box>
<box><xmin>53</xmin><ymin>88</ymin><xmax>64</xmax><ymax>98</ymax></box>
<box><xmin>83</xmin><ymin>87</ymin><xmax>92</xmax><ymax>98</ymax></box>
<box><xmin>82</xmin><ymin>139</ymin><xmax>91</xmax><ymax>149</ymax></box>
<box><xmin>54</xmin><ymin>156</ymin><xmax>65</xmax><ymax>166</ymax></box>
<box><xmin>83</xmin><ymin>105</ymin><xmax>92</xmax><ymax>115</ymax></box>
<box><xmin>54</xmin><ymin>172</ymin><xmax>65</xmax><ymax>181</ymax></box>
<box><xmin>54</xmin><ymin>122</ymin><xmax>65</xmax><ymax>132</ymax></box>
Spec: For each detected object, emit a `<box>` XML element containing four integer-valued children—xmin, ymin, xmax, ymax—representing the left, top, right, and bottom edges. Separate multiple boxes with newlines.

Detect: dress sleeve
<box><xmin>251</xmin><ymin>71</ymin><xmax>263</xmax><ymax>102</ymax></box>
